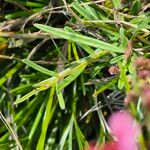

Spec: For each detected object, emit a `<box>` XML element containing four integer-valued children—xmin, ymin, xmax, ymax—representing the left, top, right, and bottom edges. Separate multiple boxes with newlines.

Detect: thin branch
<box><xmin>0</xmin><ymin>54</ymin><xmax>20</xmax><ymax>61</ymax></box>
<box><xmin>0</xmin><ymin>111</ymin><xmax>23</xmax><ymax>150</ymax></box>
<box><xmin>0</xmin><ymin>32</ymin><xmax>57</xmax><ymax>39</ymax></box>
<box><xmin>27</xmin><ymin>38</ymin><xmax>49</xmax><ymax>60</ymax></box>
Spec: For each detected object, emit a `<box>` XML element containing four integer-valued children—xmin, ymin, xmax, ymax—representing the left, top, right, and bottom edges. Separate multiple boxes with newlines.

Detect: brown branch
<box><xmin>0</xmin><ymin>32</ymin><xmax>58</xmax><ymax>39</ymax></box>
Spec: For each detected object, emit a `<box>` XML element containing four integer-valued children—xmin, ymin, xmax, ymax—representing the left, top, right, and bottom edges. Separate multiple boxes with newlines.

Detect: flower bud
<box><xmin>108</xmin><ymin>66</ymin><xmax>119</xmax><ymax>75</ymax></box>
<box><xmin>138</xmin><ymin>70</ymin><xmax>150</xmax><ymax>79</ymax></box>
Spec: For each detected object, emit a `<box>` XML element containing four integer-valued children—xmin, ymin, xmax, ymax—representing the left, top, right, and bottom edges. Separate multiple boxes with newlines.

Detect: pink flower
<box><xmin>108</xmin><ymin>111</ymin><xmax>139</xmax><ymax>150</ymax></box>
<box><xmin>87</xmin><ymin>111</ymin><xmax>140</xmax><ymax>150</ymax></box>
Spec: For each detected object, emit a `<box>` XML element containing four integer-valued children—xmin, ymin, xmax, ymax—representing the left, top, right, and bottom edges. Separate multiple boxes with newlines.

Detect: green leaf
<box><xmin>59</xmin><ymin>115</ymin><xmax>73</xmax><ymax>150</ymax></box>
<box><xmin>119</xmin><ymin>27</ymin><xmax>128</xmax><ymax>49</ymax></box>
<box><xmin>56</xmin><ymin>85</ymin><xmax>65</xmax><ymax>109</ymax></box>
<box><xmin>0</xmin><ymin>63</ymin><xmax>22</xmax><ymax>86</ymax></box>
<box><xmin>34</xmin><ymin>24</ymin><xmax>124</xmax><ymax>53</ymax></box>
<box><xmin>73</xmin><ymin>116</ymin><xmax>88</xmax><ymax>150</ymax></box>
<box><xmin>11</xmin><ymin>83</ymin><xmax>33</xmax><ymax>95</ymax></box>
<box><xmin>112</xmin><ymin>0</ymin><xmax>121</xmax><ymax>8</ymax></box>
<box><xmin>93</xmin><ymin>78</ymin><xmax>117</xmax><ymax>97</ymax></box>
<box><xmin>83</xmin><ymin>5</ymin><xmax>100</xmax><ymax>20</ymax></box>
<box><xmin>14</xmin><ymin>89</ymin><xmax>39</xmax><ymax>104</ymax></box>
<box><xmin>118</xmin><ymin>78</ymin><xmax>124</xmax><ymax>90</ymax></box>
<box><xmin>22</xmin><ymin>59</ymin><xmax>57</xmax><ymax>77</ymax></box>
<box><xmin>57</xmin><ymin>65</ymin><xmax>85</xmax><ymax>92</ymax></box>
<box><xmin>36</xmin><ymin>87</ymin><xmax>55</xmax><ymax>150</ymax></box>
<box><xmin>130</xmin><ymin>0</ymin><xmax>141</xmax><ymax>15</ymax></box>
<box><xmin>68</xmin><ymin>118</ymin><xmax>73</xmax><ymax>150</ymax></box>
<box><xmin>118</xmin><ymin>62</ymin><xmax>130</xmax><ymax>92</ymax></box>
<box><xmin>78</xmin><ymin>43</ymin><xmax>94</xmax><ymax>54</ymax></box>
<box><xmin>29</xmin><ymin>102</ymin><xmax>45</xmax><ymax>140</ymax></box>
<box><xmin>110</xmin><ymin>55</ymin><xmax>123</xmax><ymax>64</ymax></box>
<box><xmin>72</xmin><ymin>2</ymin><xmax>95</xmax><ymax>20</ymax></box>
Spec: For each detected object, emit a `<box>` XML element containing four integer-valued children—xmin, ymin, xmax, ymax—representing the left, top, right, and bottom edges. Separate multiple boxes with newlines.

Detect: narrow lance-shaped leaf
<box><xmin>11</xmin><ymin>83</ymin><xmax>33</xmax><ymax>95</ymax></box>
<box><xmin>29</xmin><ymin>102</ymin><xmax>45</xmax><ymax>140</ymax></box>
<box><xmin>68</xmin><ymin>118</ymin><xmax>73</xmax><ymax>150</ymax></box>
<box><xmin>73</xmin><ymin>116</ymin><xmax>89</xmax><ymax>150</ymax></box>
<box><xmin>0</xmin><ymin>63</ymin><xmax>22</xmax><ymax>86</ymax></box>
<box><xmin>34</xmin><ymin>24</ymin><xmax>124</xmax><ymax>53</ymax></box>
<box><xmin>59</xmin><ymin>115</ymin><xmax>74</xmax><ymax>150</ymax></box>
<box><xmin>22</xmin><ymin>59</ymin><xmax>57</xmax><ymax>77</ymax></box>
<box><xmin>72</xmin><ymin>2</ymin><xmax>94</xmax><ymax>20</ymax></box>
<box><xmin>36</xmin><ymin>87</ymin><xmax>55</xmax><ymax>150</ymax></box>
<box><xmin>56</xmin><ymin>86</ymin><xmax>65</xmax><ymax>110</ymax></box>
<box><xmin>14</xmin><ymin>89</ymin><xmax>39</xmax><ymax>105</ymax></box>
